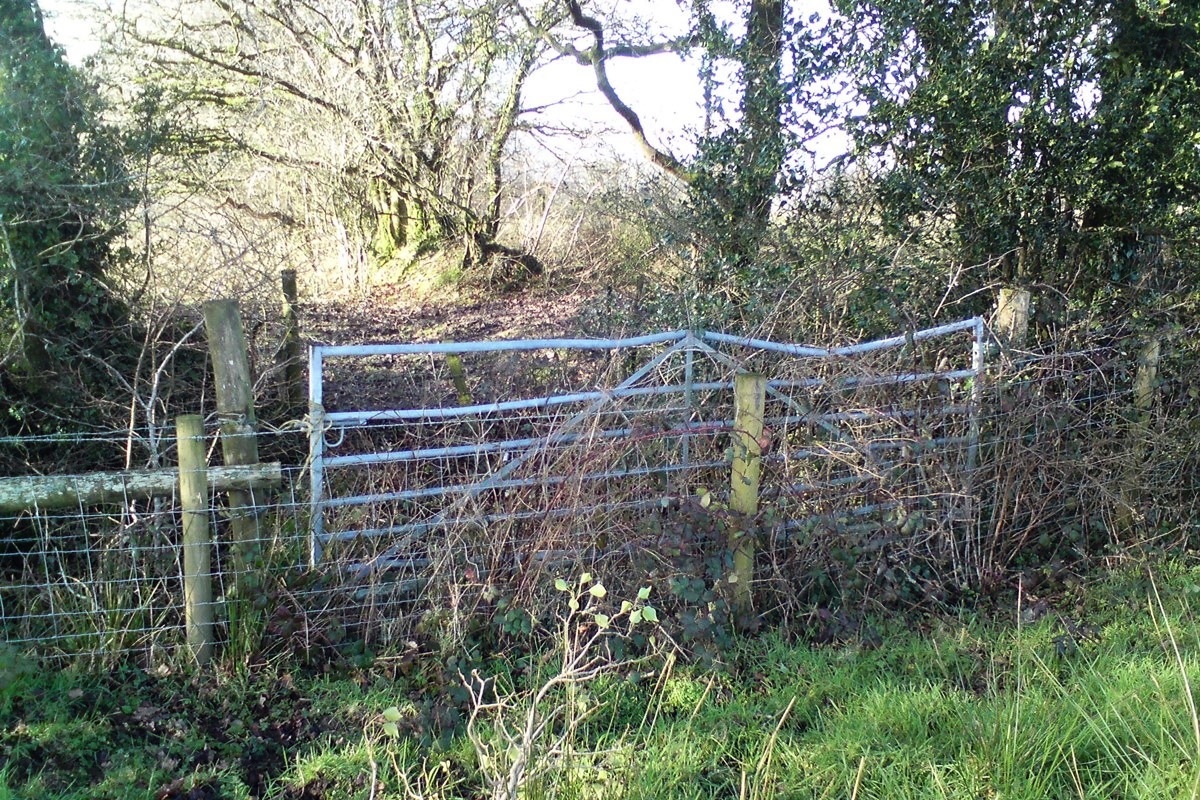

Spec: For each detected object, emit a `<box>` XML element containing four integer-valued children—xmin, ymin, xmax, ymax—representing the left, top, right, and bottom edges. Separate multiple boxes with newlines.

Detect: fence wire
<box><xmin>2</xmin><ymin>322</ymin><xmax>1195</xmax><ymax>665</ymax></box>
<box><xmin>0</xmin><ymin>425</ymin><xmax>311</xmax><ymax>664</ymax></box>
<box><xmin>306</xmin><ymin>324</ymin><xmax>983</xmax><ymax>640</ymax></box>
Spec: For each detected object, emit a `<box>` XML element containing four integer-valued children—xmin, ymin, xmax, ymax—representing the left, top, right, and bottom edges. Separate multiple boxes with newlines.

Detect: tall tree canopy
<box><xmin>559</xmin><ymin>0</ymin><xmax>1200</xmax><ymax>329</ymax></box>
<box><xmin>117</xmin><ymin>0</ymin><xmax>553</xmax><ymax>277</ymax></box>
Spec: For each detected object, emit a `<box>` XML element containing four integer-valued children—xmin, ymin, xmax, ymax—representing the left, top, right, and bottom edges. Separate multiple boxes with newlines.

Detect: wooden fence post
<box><xmin>279</xmin><ymin>270</ymin><xmax>303</xmax><ymax>408</ymax></box>
<box><xmin>177</xmin><ymin>414</ymin><xmax>214</xmax><ymax>666</ymax></box>
<box><xmin>995</xmin><ymin>287</ymin><xmax>1032</xmax><ymax>349</ymax></box>
<box><xmin>1133</xmin><ymin>338</ymin><xmax>1161</xmax><ymax>414</ymax></box>
<box><xmin>202</xmin><ymin>300</ymin><xmax>263</xmax><ymax>598</ymax></box>
<box><xmin>1117</xmin><ymin>337</ymin><xmax>1162</xmax><ymax>533</ymax></box>
<box><xmin>730</xmin><ymin>372</ymin><xmax>766</xmax><ymax>625</ymax></box>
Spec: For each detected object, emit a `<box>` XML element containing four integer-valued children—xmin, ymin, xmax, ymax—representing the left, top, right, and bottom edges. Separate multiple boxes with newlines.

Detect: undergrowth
<box><xmin>3</xmin><ymin>556</ymin><xmax>1200</xmax><ymax>799</ymax></box>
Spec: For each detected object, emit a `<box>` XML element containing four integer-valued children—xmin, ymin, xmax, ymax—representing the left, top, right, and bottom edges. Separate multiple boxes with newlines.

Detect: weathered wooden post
<box><xmin>177</xmin><ymin>414</ymin><xmax>214</xmax><ymax>666</ymax></box>
<box><xmin>1133</xmin><ymin>339</ymin><xmax>1161</xmax><ymax>413</ymax></box>
<box><xmin>0</xmin><ymin>463</ymin><xmax>281</xmax><ymax>513</ymax></box>
<box><xmin>994</xmin><ymin>287</ymin><xmax>1032</xmax><ymax>349</ymax></box>
<box><xmin>279</xmin><ymin>270</ymin><xmax>303</xmax><ymax>408</ymax></box>
<box><xmin>729</xmin><ymin>372</ymin><xmax>767</xmax><ymax>625</ymax></box>
<box><xmin>1117</xmin><ymin>337</ymin><xmax>1161</xmax><ymax>533</ymax></box>
<box><xmin>202</xmin><ymin>300</ymin><xmax>263</xmax><ymax>596</ymax></box>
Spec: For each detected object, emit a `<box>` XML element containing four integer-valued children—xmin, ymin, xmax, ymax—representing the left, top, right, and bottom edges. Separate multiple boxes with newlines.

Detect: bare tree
<box><xmin>106</xmin><ymin>0</ymin><xmax>555</xmax><ymax>279</ymax></box>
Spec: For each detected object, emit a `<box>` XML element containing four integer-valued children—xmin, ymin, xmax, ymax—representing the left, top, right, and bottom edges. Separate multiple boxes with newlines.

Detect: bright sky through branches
<box><xmin>39</xmin><ymin>0</ymin><xmax>100</xmax><ymax>60</ymax></box>
<box><xmin>39</xmin><ymin>0</ymin><xmax>845</xmax><ymax>167</ymax></box>
<box><xmin>520</xmin><ymin>0</ymin><xmax>844</xmax><ymax>166</ymax></box>
<box><xmin>39</xmin><ymin>0</ymin><xmax>707</xmax><ymax>163</ymax></box>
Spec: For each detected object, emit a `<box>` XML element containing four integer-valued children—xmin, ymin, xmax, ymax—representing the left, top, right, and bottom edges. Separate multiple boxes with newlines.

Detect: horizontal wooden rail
<box><xmin>0</xmin><ymin>462</ymin><xmax>282</xmax><ymax>514</ymax></box>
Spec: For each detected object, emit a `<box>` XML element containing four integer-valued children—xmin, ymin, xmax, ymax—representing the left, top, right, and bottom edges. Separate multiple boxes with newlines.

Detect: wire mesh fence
<box><xmin>303</xmin><ymin>322</ymin><xmax>984</xmax><ymax>642</ymax></box>
<box><xmin>0</xmin><ymin>430</ymin><xmax>309</xmax><ymax>665</ymax></box>
<box><xmin>2</xmin><ymin>319</ymin><xmax>1196</xmax><ymax>665</ymax></box>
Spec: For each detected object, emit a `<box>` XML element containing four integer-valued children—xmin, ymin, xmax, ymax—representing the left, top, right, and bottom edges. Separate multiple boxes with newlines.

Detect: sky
<box><xmin>39</xmin><ymin>0</ymin><xmax>705</xmax><ymax>165</ymax></box>
<box><xmin>39</xmin><ymin>0</ymin><xmax>100</xmax><ymax>60</ymax></box>
<box><xmin>37</xmin><ymin>0</ymin><xmax>843</xmax><ymax>168</ymax></box>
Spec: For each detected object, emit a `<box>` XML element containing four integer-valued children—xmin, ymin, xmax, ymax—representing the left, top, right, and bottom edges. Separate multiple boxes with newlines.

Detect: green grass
<box><xmin>4</xmin><ymin>559</ymin><xmax>1200</xmax><ymax>799</ymax></box>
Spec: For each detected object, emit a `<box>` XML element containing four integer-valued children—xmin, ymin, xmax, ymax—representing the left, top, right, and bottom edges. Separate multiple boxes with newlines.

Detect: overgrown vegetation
<box><xmin>5</xmin><ymin>0</ymin><xmax>1200</xmax><ymax>796</ymax></box>
<box><xmin>4</xmin><ymin>559</ymin><xmax>1200</xmax><ymax>799</ymax></box>
<box><xmin>0</xmin><ymin>0</ymin><xmax>143</xmax><ymax>449</ymax></box>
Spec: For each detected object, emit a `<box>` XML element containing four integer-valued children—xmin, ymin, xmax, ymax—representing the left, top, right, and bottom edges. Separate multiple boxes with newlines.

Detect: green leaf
<box><xmin>637</xmin><ymin>586</ymin><xmax>652</xmax><ymax>601</ymax></box>
<box><xmin>630</xmin><ymin>609</ymin><xmax>643</xmax><ymax>625</ymax></box>
<box><xmin>580</xmin><ymin>572</ymin><xmax>593</xmax><ymax>585</ymax></box>
<box><xmin>594</xmin><ymin>613</ymin><xmax>610</xmax><ymax>629</ymax></box>
<box><xmin>382</xmin><ymin>706</ymin><xmax>403</xmax><ymax>722</ymax></box>
<box><xmin>589</xmin><ymin>583</ymin><xmax>607</xmax><ymax>599</ymax></box>
<box><xmin>554</xmin><ymin>578</ymin><xmax>569</xmax><ymax>592</ymax></box>
<box><xmin>568</xmin><ymin>597</ymin><xmax>580</xmax><ymax>612</ymax></box>
<box><xmin>620</xmin><ymin>600</ymin><xmax>633</xmax><ymax>614</ymax></box>
<box><xmin>382</xmin><ymin>721</ymin><xmax>400</xmax><ymax>738</ymax></box>
<box><xmin>642</xmin><ymin>606</ymin><xmax>659</xmax><ymax>624</ymax></box>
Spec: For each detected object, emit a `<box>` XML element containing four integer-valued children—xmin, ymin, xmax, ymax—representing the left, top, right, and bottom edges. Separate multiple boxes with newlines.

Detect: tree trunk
<box><xmin>736</xmin><ymin>0</ymin><xmax>785</xmax><ymax>259</ymax></box>
<box><xmin>369</xmin><ymin>180</ymin><xmax>409</xmax><ymax>258</ymax></box>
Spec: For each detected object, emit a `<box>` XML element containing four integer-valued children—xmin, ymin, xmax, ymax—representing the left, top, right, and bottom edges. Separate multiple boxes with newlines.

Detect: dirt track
<box><xmin>300</xmin><ymin>284</ymin><xmax>609</xmax><ymax>346</ymax></box>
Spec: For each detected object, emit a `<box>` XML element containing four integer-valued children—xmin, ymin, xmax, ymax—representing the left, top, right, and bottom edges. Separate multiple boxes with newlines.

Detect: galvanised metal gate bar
<box><xmin>307</xmin><ymin>330</ymin><xmax>693</xmax><ymax>565</ymax></box>
<box><xmin>306</xmin><ymin>319</ymin><xmax>986</xmax><ymax>578</ymax></box>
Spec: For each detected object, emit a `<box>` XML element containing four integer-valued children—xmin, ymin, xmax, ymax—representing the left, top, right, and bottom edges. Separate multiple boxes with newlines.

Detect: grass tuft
<box><xmin>5</xmin><ymin>560</ymin><xmax>1200</xmax><ymax>798</ymax></box>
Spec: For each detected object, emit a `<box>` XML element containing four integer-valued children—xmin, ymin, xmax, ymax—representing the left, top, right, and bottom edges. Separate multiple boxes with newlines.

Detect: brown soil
<box><xmin>292</xmin><ymin>283</ymin><xmax>645</xmax><ymax>414</ymax></box>
<box><xmin>300</xmin><ymin>284</ymin><xmax>604</xmax><ymax>346</ymax></box>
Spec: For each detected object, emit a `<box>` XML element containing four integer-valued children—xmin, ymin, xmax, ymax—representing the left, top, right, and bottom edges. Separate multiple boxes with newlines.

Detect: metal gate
<box><xmin>305</xmin><ymin>319</ymin><xmax>985</xmax><ymax>592</ymax></box>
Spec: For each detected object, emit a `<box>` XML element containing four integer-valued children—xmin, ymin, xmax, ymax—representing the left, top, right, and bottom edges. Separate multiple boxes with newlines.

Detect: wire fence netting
<box><xmin>2</xmin><ymin>320</ymin><xmax>1196</xmax><ymax>664</ymax></box>
<box><xmin>0</xmin><ymin>442</ymin><xmax>310</xmax><ymax>664</ymax></box>
<box><xmin>308</xmin><ymin>324</ymin><xmax>981</xmax><ymax>635</ymax></box>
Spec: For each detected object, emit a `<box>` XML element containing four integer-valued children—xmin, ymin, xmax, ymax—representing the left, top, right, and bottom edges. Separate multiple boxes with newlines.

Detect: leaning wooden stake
<box><xmin>446</xmin><ymin>354</ymin><xmax>473</xmax><ymax>406</ymax></box>
<box><xmin>203</xmin><ymin>300</ymin><xmax>263</xmax><ymax>594</ymax></box>
<box><xmin>177</xmin><ymin>415</ymin><xmax>214</xmax><ymax>666</ymax></box>
<box><xmin>279</xmin><ymin>270</ymin><xmax>303</xmax><ymax>408</ymax></box>
<box><xmin>729</xmin><ymin>372</ymin><xmax>766</xmax><ymax>625</ymax></box>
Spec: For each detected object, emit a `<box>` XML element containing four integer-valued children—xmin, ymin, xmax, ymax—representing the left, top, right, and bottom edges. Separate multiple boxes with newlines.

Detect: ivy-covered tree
<box><xmin>1</xmin><ymin>0</ymin><xmax>127</xmax><ymax>388</ymax></box>
<box><xmin>687</xmin><ymin>0</ymin><xmax>789</xmax><ymax>289</ymax></box>
<box><xmin>1080</xmin><ymin>1</ymin><xmax>1200</xmax><ymax>287</ymax></box>
<box><xmin>838</xmin><ymin>0</ymin><xmax>1200</xmax><ymax>315</ymax></box>
<box><xmin>558</xmin><ymin>0</ymin><xmax>836</xmax><ymax>323</ymax></box>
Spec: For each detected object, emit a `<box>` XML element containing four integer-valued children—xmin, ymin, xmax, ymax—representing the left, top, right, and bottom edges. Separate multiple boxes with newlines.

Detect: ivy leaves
<box><xmin>839</xmin><ymin>0</ymin><xmax>1200</xmax><ymax>297</ymax></box>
